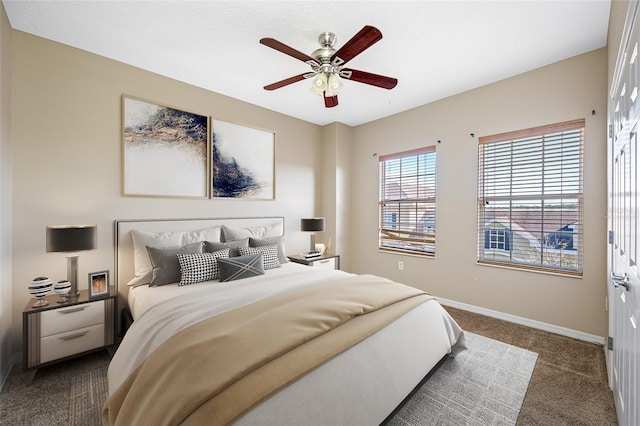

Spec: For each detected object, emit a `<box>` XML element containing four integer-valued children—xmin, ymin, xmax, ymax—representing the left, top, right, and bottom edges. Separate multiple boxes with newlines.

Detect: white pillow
<box><xmin>184</xmin><ymin>227</ymin><xmax>222</xmax><ymax>244</ymax></box>
<box><xmin>129</xmin><ymin>227</ymin><xmax>222</xmax><ymax>286</ymax></box>
<box><xmin>221</xmin><ymin>223</ymin><xmax>283</xmax><ymax>242</ymax></box>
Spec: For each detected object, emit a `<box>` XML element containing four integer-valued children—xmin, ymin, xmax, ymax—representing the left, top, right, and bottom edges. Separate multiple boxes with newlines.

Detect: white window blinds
<box><xmin>379</xmin><ymin>146</ymin><xmax>436</xmax><ymax>256</ymax></box>
<box><xmin>477</xmin><ymin>119</ymin><xmax>584</xmax><ymax>275</ymax></box>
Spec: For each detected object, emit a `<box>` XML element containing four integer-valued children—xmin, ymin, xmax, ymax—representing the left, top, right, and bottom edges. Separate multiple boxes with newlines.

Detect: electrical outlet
<box><xmin>398</xmin><ymin>261</ymin><xmax>404</xmax><ymax>270</ymax></box>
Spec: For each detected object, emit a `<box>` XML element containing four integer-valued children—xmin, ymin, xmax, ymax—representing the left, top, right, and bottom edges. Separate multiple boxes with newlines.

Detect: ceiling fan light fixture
<box><xmin>326</xmin><ymin>72</ymin><xmax>343</xmax><ymax>96</ymax></box>
<box><xmin>310</xmin><ymin>73</ymin><xmax>328</xmax><ymax>95</ymax></box>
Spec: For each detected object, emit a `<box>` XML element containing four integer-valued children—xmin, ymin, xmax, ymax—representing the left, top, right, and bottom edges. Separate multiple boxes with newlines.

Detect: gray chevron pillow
<box><xmin>217</xmin><ymin>253</ymin><xmax>265</xmax><ymax>282</ymax></box>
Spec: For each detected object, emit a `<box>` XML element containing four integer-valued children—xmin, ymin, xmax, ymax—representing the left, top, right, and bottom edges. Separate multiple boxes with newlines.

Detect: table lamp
<box><xmin>300</xmin><ymin>217</ymin><xmax>325</xmax><ymax>253</ymax></box>
<box><xmin>46</xmin><ymin>225</ymin><xmax>97</xmax><ymax>298</ymax></box>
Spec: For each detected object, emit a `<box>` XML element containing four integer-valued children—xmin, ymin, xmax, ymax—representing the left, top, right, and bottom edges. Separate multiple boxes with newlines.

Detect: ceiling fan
<box><xmin>260</xmin><ymin>25</ymin><xmax>398</xmax><ymax>108</ymax></box>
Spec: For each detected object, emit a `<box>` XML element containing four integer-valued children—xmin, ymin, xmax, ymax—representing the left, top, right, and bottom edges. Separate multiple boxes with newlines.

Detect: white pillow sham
<box><xmin>221</xmin><ymin>223</ymin><xmax>283</xmax><ymax>242</ymax></box>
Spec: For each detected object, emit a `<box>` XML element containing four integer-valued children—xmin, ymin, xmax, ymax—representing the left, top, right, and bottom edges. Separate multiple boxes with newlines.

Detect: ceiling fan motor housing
<box><xmin>312</xmin><ymin>32</ymin><xmax>337</xmax><ymax>64</ymax></box>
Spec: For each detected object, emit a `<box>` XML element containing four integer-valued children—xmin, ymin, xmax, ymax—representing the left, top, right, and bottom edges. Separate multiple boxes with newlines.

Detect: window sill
<box><xmin>477</xmin><ymin>260</ymin><xmax>582</xmax><ymax>278</ymax></box>
<box><xmin>378</xmin><ymin>248</ymin><xmax>435</xmax><ymax>258</ymax></box>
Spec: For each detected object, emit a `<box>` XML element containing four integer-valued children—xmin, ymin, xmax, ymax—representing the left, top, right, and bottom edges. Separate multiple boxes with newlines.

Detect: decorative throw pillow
<box><xmin>238</xmin><ymin>244</ymin><xmax>281</xmax><ymax>270</ymax></box>
<box><xmin>218</xmin><ymin>254</ymin><xmax>265</xmax><ymax>282</ymax></box>
<box><xmin>249</xmin><ymin>236</ymin><xmax>288</xmax><ymax>264</ymax></box>
<box><xmin>204</xmin><ymin>238</ymin><xmax>249</xmax><ymax>257</ymax></box>
<box><xmin>129</xmin><ymin>227</ymin><xmax>222</xmax><ymax>286</ymax></box>
<box><xmin>147</xmin><ymin>242</ymin><xmax>203</xmax><ymax>287</ymax></box>
<box><xmin>177</xmin><ymin>249</ymin><xmax>229</xmax><ymax>286</ymax></box>
<box><xmin>130</xmin><ymin>229</ymin><xmax>184</xmax><ymax>286</ymax></box>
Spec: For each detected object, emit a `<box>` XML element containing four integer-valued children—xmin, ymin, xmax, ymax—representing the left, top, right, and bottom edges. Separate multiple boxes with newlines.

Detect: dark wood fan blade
<box><xmin>331</xmin><ymin>25</ymin><xmax>382</xmax><ymax>66</ymax></box>
<box><xmin>342</xmin><ymin>68</ymin><xmax>398</xmax><ymax>89</ymax></box>
<box><xmin>260</xmin><ymin>38</ymin><xmax>319</xmax><ymax>65</ymax></box>
<box><xmin>264</xmin><ymin>73</ymin><xmax>308</xmax><ymax>91</ymax></box>
<box><xmin>324</xmin><ymin>93</ymin><xmax>339</xmax><ymax>108</ymax></box>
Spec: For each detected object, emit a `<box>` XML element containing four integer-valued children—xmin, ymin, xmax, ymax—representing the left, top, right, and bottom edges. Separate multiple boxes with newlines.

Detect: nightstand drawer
<box><xmin>40</xmin><ymin>323</ymin><xmax>105</xmax><ymax>363</ymax></box>
<box><xmin>40</xmin><ymin>300</ymin><xmax>104</xmax><ymax>337</ymax></box>
<box><xmin>23</xmin><ymin>289</ymin><xmax>116</xmax><ymax>382</ymax></box>
<box><xmin>311</xmin><ymin>257</ymin><xmax>337</xmax><ymax>269</ymax></box>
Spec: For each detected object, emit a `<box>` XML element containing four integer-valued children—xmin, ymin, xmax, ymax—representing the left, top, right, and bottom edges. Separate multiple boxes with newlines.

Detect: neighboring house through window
<box><xmin>379</xmin><ymin>146</ymin><xmax>436</xmax><ymax>256</ymax></box>
<box><xmin>485</xmin><ymin>229</ymin><xmax>510</xmax><ymax>251</ymax></box>
<box><xmin>477</xmin><ymin>119</ymin><xmax>584</xmax><ymax>275</ymax></box>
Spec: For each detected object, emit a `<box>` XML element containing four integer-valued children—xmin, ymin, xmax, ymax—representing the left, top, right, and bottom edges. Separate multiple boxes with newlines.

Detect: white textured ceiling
<box><xmin>3</xmin><ymin>0</ymin><xmax>611</xmax><ymax>126</ymax></box>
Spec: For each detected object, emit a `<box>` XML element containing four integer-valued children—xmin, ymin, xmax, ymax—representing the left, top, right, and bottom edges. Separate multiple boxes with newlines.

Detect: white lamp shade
<box><xmin>310</xmin><ymin>73</ymin><xmax>328</xmax><ymax>95</ymax></box>
<box><xmin>326</xmin><ymin>73</ymin><xmax>343</xmax><ymax>96</ymax></box>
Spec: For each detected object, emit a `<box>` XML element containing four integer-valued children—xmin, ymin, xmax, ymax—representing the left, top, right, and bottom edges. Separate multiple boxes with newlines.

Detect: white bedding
<box><xmin>126</xmin><ymin>262</ymin><xmax>339</xmax><ymax>320</ymax></box>
<box><xmin>112</xmin><ymin>262</ymin><xmax>465</xmax><ymax>425</ymax></box>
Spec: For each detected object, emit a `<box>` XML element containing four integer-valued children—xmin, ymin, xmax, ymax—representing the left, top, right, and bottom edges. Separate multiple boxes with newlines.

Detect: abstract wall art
<box><xmin>122</xmin><ymin>96</ymin><xmax>209</xmax><ymax>198</ymax></box>
<box><xmin>211</xmin><ymin>119</ymin><xmax>275</xmax><ymax>200</ymax></box>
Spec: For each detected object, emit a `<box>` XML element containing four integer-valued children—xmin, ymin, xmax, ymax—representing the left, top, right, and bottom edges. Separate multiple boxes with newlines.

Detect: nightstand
<box><xmin>22</xmin><ymin>287</ymin><xmax>116</xmax><ymax>383</ymax></box>
<box><xmin>288</xmin><ymin>253</ymin><xmax>340</xmax><ymax>270</ymax></box>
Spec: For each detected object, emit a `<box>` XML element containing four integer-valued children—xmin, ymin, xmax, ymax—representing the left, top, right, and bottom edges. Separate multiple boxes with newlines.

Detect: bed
<box><xmin>104</xmin><ymin>217</ymin><xmax>465</xmax><ymax>425</ymax></box>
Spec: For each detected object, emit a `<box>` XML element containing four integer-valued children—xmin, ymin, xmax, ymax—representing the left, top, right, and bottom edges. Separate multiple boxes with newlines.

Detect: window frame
<box><xmin>477</xmin><ymin>119</ymin><xmax>584</xmax><ymax>276</ymax></box>
<box><xmin>378</xmin><ymin>146</ymin><xmax>437</xmax><ymax>257</ymax></box>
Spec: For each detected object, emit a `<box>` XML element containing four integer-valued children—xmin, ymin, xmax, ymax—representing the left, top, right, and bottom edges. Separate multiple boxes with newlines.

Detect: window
<box><xmin>477</xmin><ymin>119</ymin><xmax>584</xmax><ymax>275</ymax></box>
<box><xmin>379</xmin><ymin>146</ymin><xmax>436</xmax><ymax>256</ymax></box>
<box><xmin>485</xmin><ymin>229</ymin><xmax>510</xmax><ymax>251</ymax></box>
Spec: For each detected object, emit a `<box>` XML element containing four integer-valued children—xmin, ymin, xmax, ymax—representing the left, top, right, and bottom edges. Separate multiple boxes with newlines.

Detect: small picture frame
<box><xmin>88</xmin><ymin>270</ymin><xmax>109</xmax><ymax>299</ymax></box>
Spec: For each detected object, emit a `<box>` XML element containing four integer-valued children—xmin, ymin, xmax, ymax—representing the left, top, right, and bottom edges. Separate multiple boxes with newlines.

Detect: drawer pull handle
<box><xmin>59</xmin><ymin>307</ymin><xmax>86</xmax><ymax>315</ymax></box>
<box><xmin>319</xmin><ymin>260</ymin><xmax>330</xmax><ymax>263</ymax></box>
<box><xmin>59</xmin><ymin>331</ymin><xmax>89</xmax><ymax>341</ymax></box>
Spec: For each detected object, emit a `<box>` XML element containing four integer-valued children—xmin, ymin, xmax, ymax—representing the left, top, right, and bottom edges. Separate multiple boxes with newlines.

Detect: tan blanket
<box><xmin>102</xmin><ymin>274</ymin><xmax>433</xmax><ymax>426</ymax></box>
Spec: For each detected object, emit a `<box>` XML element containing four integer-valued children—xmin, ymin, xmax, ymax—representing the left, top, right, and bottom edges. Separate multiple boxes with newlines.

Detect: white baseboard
<box><xmin>436</xmin><ymin>297</ymin><xmax>605</xmax><ymax>346</ymax></box>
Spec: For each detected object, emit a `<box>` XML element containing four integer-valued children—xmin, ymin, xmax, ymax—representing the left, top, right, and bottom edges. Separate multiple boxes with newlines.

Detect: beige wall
<box><xmin>5</xmin><ymin>27</ymin><xmax>611</xmax><ymax>362</ymax></box>
<box><xmin>321</xmin><ymin>122</ymin><xmax>352</xmax><ymax>268</ymax></box>
<box><xmin>349</xmin><ymin>48</ymin><xmax>608</xmax><ymax>337</ymax></box>
<box><xmin>0</xmin><ymin>3</ymin><xmax>12</xmax><ymax>385</ymax></box>
<box><xmin>9</xmin><ymin>31</ymin><xmax>324</xmax><ymax>353</ymax></box>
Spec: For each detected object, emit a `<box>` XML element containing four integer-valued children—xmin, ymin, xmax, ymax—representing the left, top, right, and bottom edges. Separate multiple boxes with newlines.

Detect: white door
<box><xmin>609</xmin><ymin>2</ymin><xmax>640</xmax><ymax>424</ymax></box>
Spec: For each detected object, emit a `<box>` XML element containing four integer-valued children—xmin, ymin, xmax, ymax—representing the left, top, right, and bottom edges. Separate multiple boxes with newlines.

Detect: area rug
<box><xmin>385</xmin><ymin>332</ymin><xmax>538</xmax><ymax>426</ymax></box>
<box><xmin>68</xmin><ymin>366</ymin><xmax>108</xmax><ymax>426</ymax></box>
<box><xmin>67</xmin><ymin>332</ymin><xmax>537</xmax><ymax>425</ymax></box>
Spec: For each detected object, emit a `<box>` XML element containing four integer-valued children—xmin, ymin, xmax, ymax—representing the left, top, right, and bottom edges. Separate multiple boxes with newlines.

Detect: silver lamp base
<box><xmin>66</xmin><ymin>254</ymin><xmax>80</xmax><ymax>298</ymax></box>
<box><xmin>309</xmin><ymin>233</ymin><xmax>317</xmax><ymax>253</ymax></box>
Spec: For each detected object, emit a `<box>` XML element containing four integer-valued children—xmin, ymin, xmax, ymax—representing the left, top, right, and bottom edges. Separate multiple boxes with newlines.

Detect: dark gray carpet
<box><xmin>386</xmin><ymin>332</ymin><xmax>538</xmax><ymax>426</ymax></box>
<box><xmin>69</xmin><ymin>366</ymin><xmax>107</xmax><ymax>426</ymax></box>
<box><xmin>1</xmin><ymin>333</ymin><xmax>536</xmax><ymax>425</ymax></box>
<box><xmin>0</xmin><ymin>351</ymin><xmax>111</xmax><ymax>426</ymax></box>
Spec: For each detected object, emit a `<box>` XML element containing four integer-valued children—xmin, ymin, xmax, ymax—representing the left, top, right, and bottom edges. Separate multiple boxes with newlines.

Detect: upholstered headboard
<box><xmin>114</xmin><ymin>217</ymin><xmax>285</xmax><ymax>313</ymax></box>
